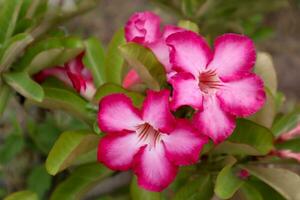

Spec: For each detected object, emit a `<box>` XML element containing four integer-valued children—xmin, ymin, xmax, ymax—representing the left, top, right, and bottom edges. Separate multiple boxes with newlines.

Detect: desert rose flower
<box><xmin>166</xmin><ymin>31</ymin><xmax>266</xmax><ymax>143</ymax></box>
<box><xmin>34</xmin><ymin>53</ymin><xmax>96</xmax><ymax>100</ymax></box>
<box><xmin>97</xmin><ymin>90</ymin><xmax>207</xmax><ymax>191</ymax></box>
<box><xmin>123</xmin><ymin>11</ymin><xmax>184</xmax><ymax>88</ymax></box>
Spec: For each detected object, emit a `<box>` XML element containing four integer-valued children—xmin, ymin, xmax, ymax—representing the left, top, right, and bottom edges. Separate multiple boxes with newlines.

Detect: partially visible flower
<box><xmin>123</xmin><ymin>11</ymin><xmax>185</xmax><ymax>88</ymax></box>
<box><xmin>278</xmin><ymin>123</ymin><xmax>300</xmax><ymax>141</ymax></box>
<box><xmin>166</xmin><ymin>31</ymin><xmax>266</xmax><ymax>143</ymax></box>
<box><xmin>34</xmin><ymin>53</ymin><xmax>96</xmax><ymax>100</ymax></box>
<box><xmin>272</xmin><ymin>149</ymin><xmax>300</xmax><ymax>163</ymax></box>
<box><xmin>97</xmin><ymin>90</ymin><xmax>207</xmax><ymax>191</ymax></box>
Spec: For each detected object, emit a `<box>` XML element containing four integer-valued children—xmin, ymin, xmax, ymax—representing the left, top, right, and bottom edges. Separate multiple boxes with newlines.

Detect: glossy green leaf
<box><xmin>254</xmin><ymin>52</ymin><xmax>277</xmax><ymax>95</ymax></box>
<box><xmin>174</xmin><ymin>173</ymin><xmax>214</xmax><ymax>200</ymax></box>
<box><xmin>0</xmin><ymin>0</ymin><xmax>23</xmax><ymax>44</ymax></box>
<box><xmin>27</xmin><ymin>165</ymin><xmax>51</xmax><ymax>198</ymax></box>
<box><xmin>178</xmin><ymin>20</ymin><xmax>199</xmax><ymax>33</ymax></box>
<box><xmin>240</xmin><ymin>182</ymin><xmax>263</xmax><ymax>200</ymax></box>
<box><xmin>119</xmin><ymin>42</ymin><xmax>166</xmax><ymax>90</ymax></box>
<box><xmin>50</xmin><ymin>163</ymin><xmax>113</xmax><ymax>200</ymax></box>
<box><xmin>4</xmin><ymin>191</ymin><xmax>38</xmax><ymax>200</ymax></box>
<box><xmin>27</xmin><ymin>86</ymin><xmax>95</xmax><ymax>125</ymax></box>
<box><xmin>272</xmin><ymin>110</ymin><xmax>300</xmax><ymax>137</ymax></box>
<box><xmin>244</xmin><ymin>165</ymin><xmax>300</xmax><ymax>200</ymax></box>
<box><xmin>16</xmin><ymin>37</ymin><xmax>84</xmax><ymax>74</ymax></box>
<box><xmin>105</xmin><ymin>28</ymin><xmax>125</xmax><ymax>84</ymax></box>
<box><xmin>215</xmin><ymin>158</ymin><xmax>243</xmax><ymax>199</ymax></box>
<box><xmin>249</xmin><ymin>88</ymin><xmax>276</xmax><ymax>128</ymax></box>
<box><xmin>130</xmin><ymin>177</ymin><xmax>161</xmax><ymax>200</ymax></box>
<box><xmin>3</xmin><ymin>71</ymin><xmax>44</xmax><ymax>102</ymax></box>
<box><xmin>227</xmin><ymin>119</ymin><xmax>274</xmax><ymax>155</ymax></box>
<box><xmin>93</xmin><ymin>83</ymin><xmax>144</xmax><ymax>107</ymax></box>
<box><xmin>83</xmin><ymin>37</ymin><xmax>106</xmax><ymax>87</ymax></box>
<box><xmin>46</xmin><ymin>130</ymin><xmax>99</xmax><ymax>175</ymax></box>
<box><xmin>212</xmin><ymin>141</ymin><xmax>263</xmax><ymax>156</ymax></box>
<box><xmin>0</xmin><ymin>83</ymin><xmax>11</xmax><ymax>116</ymax></box>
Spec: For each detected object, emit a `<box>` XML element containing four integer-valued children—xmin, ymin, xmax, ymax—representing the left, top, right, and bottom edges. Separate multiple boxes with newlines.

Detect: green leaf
<box><xmin>0</xmin><ymin>132</ymin><xmax>25</xmax><ymax>164</ymax></box>
<box><xmin>105</xmin><ymin>28</ymin><xmax>125</xmax><ymax>84</ymax></box>
<box><xmin>0</xmin><ymin>83</ymin><xmax>11</xmax><ymax>116</ymax></box>
<box><xmin>215</xmin><ymin>157</ymin><xmax>243</xmax><ymax>199</ymax></box>
<box><xmin>240</xmin><ymin>182</ymin><xmax>263</xmax><ymax>200</ymax></box>
<box><xmin>276</xmin><ymin>138</ymin><xmax>300</xmax><ymax>152</ymax></box>
<box><xmin>119</xmin><ymin>43</ymin><xmax>166</xmax><ymax>90</ymax></box>
<box><xmin>16</xmin><ymin>36</ymin><xmax>84</xmax><ymax>74</ymax></box>
<box><xmin>174</xmin><ymin>173</ymin><xmax>214</xmax><ymax>200</ymax></box>
<box><xmin>249</xmin><ymin>88</ymin><xmax>276</xmax><ymax>128</ymax></box>
<box><xmin>272</xmin><ymin>110</ymin><xmax>300</xmax><ymax>137</ymax></box>
<box><xmin>27</xmin><ymin>86</ymin><xmax>95</xmax><ymax>125</ymax></box>
<box><xmin>50</xmin><ymin>163</ymin><xmax>113</xmax><ymax>200</ymax></box>
<box><xmin>3</xmin><ymin>71</ymin><xmax>44</xmax><ymax>102</ymax></box>
<box><xmin>0</xmin><ymin>0</ymin><xmax>23</xmax><ymax>44</ymax></box>
<box><xmin>4</xmin><ymin>191</ymin><xmax>38</xmax><ymax>200</ymax></box>
<box><xmin>46</xmin><ymin>130</ymin><xmax>99</xmax><ymax>175</ymax></box>
<box><xmin>214</xmin><ymin>119</ymin><xmax>274</xmax><ymax>155</ymax></box>
<box><xmin>83</xmin><ymin>37</ymin><xmax>106</xmax><ymax>87</ymax></box>
<box><xmin>92</xmin><ymin>83</ymin><xmax>144</xmax><ymax>107</ymax></box>
<box><xmin>254</xmin><ymin>52</ymin><xmax>277</xmax><ymax>95</ymax></box>
<box><xmin>178</xmin><ymin>20</ymin><xmax>199</xmax><ymax>33</ymax></box>
<box><xmin>27</xmin><ymin>165</ymin><xmax>51</xmax><ymax>198</ymax></box>
<box><xmin>244</xmin><ymin>165</ymin><xmax>300</xmax><ymax>200</ymax></box>
<box><xmin>130</xmin><ymin>177</ymin><xmax>161</xmax><ymax>200</ymax></box>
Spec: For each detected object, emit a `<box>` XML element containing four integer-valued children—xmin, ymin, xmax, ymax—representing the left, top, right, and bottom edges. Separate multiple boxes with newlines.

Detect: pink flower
<box><xmin>34</xmin><ymin>53</ymin><xmax>96</xmax><ymax>100</ymax></box>
<box><xmin>123</xmin><ymin>11</ymin><xmax>185</xmax><ymax>88</ymax></box>
<box><xmin>272</xmin><ymin>150</ymin><xmax>300</xmax><ymax>163</ymax></box>
<box><xmin>166</xmin><ymin>31</ymin><xmax>266</xmax><ymax>143</ymax></box>
<box><xmin>97</xmin><ymin>90</ymin><xmax>207</xmax><ymax>191</ymax></box>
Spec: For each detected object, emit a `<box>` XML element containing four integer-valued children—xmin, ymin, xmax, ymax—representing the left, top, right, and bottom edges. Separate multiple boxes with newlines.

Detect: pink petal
<box><xmin>208</xmin><ymin>33</ymin><xmax>256</xmax><ymax>78</ymax></box>
<box><xmin>34</xmin><ymin>67</ymin><xmax>71</xmax><ymax>86</ymax></box>
<box><xmin>98</xmin><ymin>94</ymin><xmax>143</xmax><ymax>133</ymax></box>
<box><xmin>162</xmin><ymin>25</ymin><xmax>185</xmax><ymax>39</ymax></box>
<box><xmin>125</xmin><ymin>11</ymin><xmax>161</xmax><ymax>44</ymax></box>
<box><xmin>193</xmin><ymin>95</ymin><xmax>236</xmax><ymax>143</ymax></box>
<box><xmin>166</xmin><ymin>31</ymin><xmax>212</xmax><ymax>77</ymax></box>
<box><xmin>142</xmin><ymin>90</ymin><xmax>175</xmax><ymax>132</ymax></box>
<box><xmin>217</xmin><ymin>73</ymin><xmax>266</xmax><ymax>117</ymax></box>
<box><xmin>122</xmin><ymin>69</ymin><xmax>142</xmax><ymax>89</ymax></box>
<box><xmin>273</xmin><ymin>150</ymin><xmax>300</xmax><ymax>163</ymax></box>
<box><xmin>148</xmin><ymin>39</ymin><xmax>172</xmax><ymax>72</ymax></box>
<box><xmin>132</xmin><ymin>144</ymin><xmax>178</xmax><ymax>192</ymax></box>
<box><xmin>98</xmin><ymin>132</ymin><xmax>141</xmax><ymax>170</ymax></box>
<box><xmin>163</xmin><ymin>119</ymin><xmax>208</xmax><ymax>166</ymax></box>
<box><xmin>169</xmin><ymin>72</ymin><xmax>203</xmax><ymax>111</ymax></box>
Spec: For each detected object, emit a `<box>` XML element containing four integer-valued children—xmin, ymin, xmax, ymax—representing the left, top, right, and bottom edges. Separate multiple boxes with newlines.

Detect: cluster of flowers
<box><xmin>36</xmin><ymin>11</ymin><xmax>267</xmax><ymax>191</ymax></box>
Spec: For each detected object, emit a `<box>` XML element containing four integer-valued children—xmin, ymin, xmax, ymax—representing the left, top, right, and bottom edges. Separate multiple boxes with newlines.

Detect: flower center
<box><xmin>199</xmin><ymin>69</ymin><xmax>222</xmax><ymax>94</ymax></box>
<box><xmin>136</xmin><ymin>123</ymin><xmax>162</xmax><ymax>148</ymax></box>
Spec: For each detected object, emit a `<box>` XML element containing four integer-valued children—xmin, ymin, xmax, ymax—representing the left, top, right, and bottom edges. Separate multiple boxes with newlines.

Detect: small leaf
<box><xmin>105</xmin><ymin>28</ymin><xmax>126</xmax><ymax>84</ymax></box>
<box><xmin>119</xmin><ymin>43</ymin><xmax>166</xmax><ymax>90</ymax></box>
<box><xmin>178</xmin><ymin>20</ymin><xmax>199</xmax><ymax>33</ymax></box>
<box><xmin>272</xmin><ymin>110</ymin><xmax>300</xmax><ymax>137</ymax></box>
<box><xmin>174</xmin><ymin>173</ymin><xmax>214</xmax><ymax>200</ymax></box>
<box><xmin>83</xmin><ymin>37</ymin><xmax>106</xmax><ymax>87</ymax></box>
<box><xmin>4</xmin><ymin>190</ymin><xmax>38</xmax><ymax>200</ymax></box>
<box><xmin>46</xmin><ymin>130</ymin><xmax>99</xmax><ymax>175</ymax></box>
<box><xmin>0</xmin><ymin>83</ymin><xmax>11</xmax><ymax>116</ymax></box>
<box><xmin>27</xmin><ymin>165</ymin><xmax>51</xmax><ymax>198</ymax></box>
<box><xmin>50</xmin><ymin>163</ymin><xmax>113</xmax><ymax>200</ymax></box>
<box><xmin>92</xmin><ymin>83</ymin><xmax>144</xmax><ymax>107</ymax></box>
<box><xmin>215</xmin><ymin>157</ymin><xmax>244</xmax><ymax>199</ymax></box>
<box><xmin>244</xmin><ymin>165</ymin><xmax>300</xmax><ymax>200</ymax></box>
<box><xmin>3</xmin><ymin>71</ymin><xmax>44</xmax><ymax>102</ymax></box>
<box><xmin>276</xmin><ymin>138</ymin><xmax>300</xmax><ymax>152</ymax></box>
<box><xmin>0</xmin><ymin>132</ymin><xmax>25</xmax><ymax>164</ymax></box>
<box><xmin>240</xmin><ymin>182</ymin><xmax>263</xmax><ymax>200</ymax></box>
<box><xmin>130</xmin><ymin>177</ymin><xmax>161</xmax><ymax>200</ymax></box>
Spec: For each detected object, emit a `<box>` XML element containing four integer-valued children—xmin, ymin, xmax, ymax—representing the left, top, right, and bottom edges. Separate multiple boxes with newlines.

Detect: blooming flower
<box><xmin>123</xmin><ymin>11</ymin><xmax>184</xmax><ymax>88</ymax></box>
<box><xmin>166</xmin><ymin>31</ymin><xmax>266</xmax><ymax>143</ymax></box>
<box><xmin>97</xmin><ymin>90</ymin><xmax>207</xmax><ymax>191</ymax></box>
<box><xmin>34</xmin><ymin>53</ymin><xmax>96</xmax><ymax>100</ymax></box>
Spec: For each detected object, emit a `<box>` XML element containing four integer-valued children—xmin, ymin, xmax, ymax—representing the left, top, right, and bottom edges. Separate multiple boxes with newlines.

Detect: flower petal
<box><xmin>133</xmin><ymin>144</ymin><xmax>178</xmax><ymax>192</ymax></box>
<box><xmin>217</xmin><ymin>73</ymin><xmax>266</xmax><ymax>117</ymax></box>
<box><xmin>166</xmin><ymin>31</ymin><xmax>212</xmax><ymax>77</ymax></box>
<box><xmin>122</xmin><ymin>69</ymin><xmax>142</xmax><ymax>89</ymax></box>
<box><xmin>34</xmin><ymin>67</ymin><xmax>71</xmax><ymax>86</ymax></box>
<box><xmin>169</xmin><ymin>72</ymin><xmax>203</xmax><ymax>111</ymax></box>
<box><xmin>142</xmin><ymin>90</ymin><xmax>175</xmax><ymax>132</ymax></box>
<box><xmin>163</xmin><ymin>119</ymin><xmax>208</xmax><ymax>166</ymax></box>
<box><xmin>98</xmin><ymin>132</ymin><xmax>141</xmax><ymax>170</ymax></box>
<box><xmin>193</xmin><ymin>95</ymin><xmax>236</xmax><ymax>143</ymax></box>
<box><xmin>98</xmin><ymin>94</ymin><xmax>142</xmax><ymax>133</ymax></box>
<box><xmin>208</xmin><ymin>33</ymin><xmax>256</xmax><ymax>78</ymax></box>
<box><xmin>125</xmin><ymin>11</ymin><xmax>161</xmax><ymax>44</ymax></box>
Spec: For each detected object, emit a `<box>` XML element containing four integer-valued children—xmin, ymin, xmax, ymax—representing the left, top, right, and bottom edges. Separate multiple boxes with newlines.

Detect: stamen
<box><xmin>199</xmin><ymin>69</ymin><xmax>222</xmax><ymax>94</ymax></box>
<box><xmin>136</xmin><ymin>123</ymin><xmax>162</xmax><ymax>148</ymax></box>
